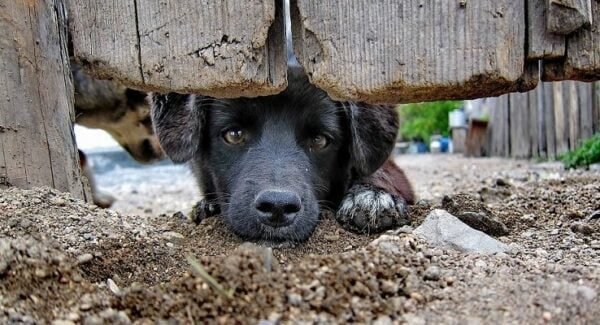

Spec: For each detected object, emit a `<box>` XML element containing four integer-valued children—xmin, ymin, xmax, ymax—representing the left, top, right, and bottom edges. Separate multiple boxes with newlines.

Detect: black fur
<box><xmin>151</xmin><ymin>66</ymin><xmax>413</xmax><ymax>242</ymax></box>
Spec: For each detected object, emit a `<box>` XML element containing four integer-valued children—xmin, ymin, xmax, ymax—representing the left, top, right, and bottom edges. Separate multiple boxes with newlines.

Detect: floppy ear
<box><xmin>150</xmin><ymin>93</ymin><xmax>206</xmax><ymax>163</ymax></box>
<box><xmin>343</xmin><ymin>102</ymin><xmax>399</xmax><ymax>178</ymax></box>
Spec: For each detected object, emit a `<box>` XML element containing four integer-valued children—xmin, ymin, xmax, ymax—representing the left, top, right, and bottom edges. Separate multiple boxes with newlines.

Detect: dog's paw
<box><xmin>190</xmin><ymin>200</ymin><xmax>220</xmax><ymax>224</ymax></box>
<box><xmin>336</xmin><ymin>184</ymin><xmax>409</xmax><ymax>234</ymax></box>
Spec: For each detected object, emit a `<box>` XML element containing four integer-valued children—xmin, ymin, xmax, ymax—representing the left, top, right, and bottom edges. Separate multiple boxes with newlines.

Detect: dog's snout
<box><xmin>254</xmin><ymin>190</ymin><xmax>301</xmax><ymax>227</ymax></box>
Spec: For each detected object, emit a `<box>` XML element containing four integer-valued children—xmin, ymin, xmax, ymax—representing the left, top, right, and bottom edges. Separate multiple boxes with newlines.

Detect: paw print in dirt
<box><xmin>336</xmin><ymin>184</ymin><xmax>409</xmax><ymax>234</ymax></box>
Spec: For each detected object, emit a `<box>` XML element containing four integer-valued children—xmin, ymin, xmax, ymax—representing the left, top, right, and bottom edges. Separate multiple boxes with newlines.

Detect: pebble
<box><xmin>571</xmin><ymin>222</ymin><xmax>594</xmax><ymax>235</ymax></box>
<box><xmin>373</xmin><ymin>315</ymin><xmax>393</xmax><ymax>325</ymax></box>
<box><xmin>474</xmin><ymin>260</ymin><xmax>488</xmax><ymax>269</ymax></box>
<box><xmin>51</xmin><ymin>320</ymin><xmax>75</xmax><ymax>325</ymax></box>
<box><xmin>107</xmin><ymin>278</ymin><xmax>121</xmax><ymax>295</ymax></box>
<box><xmin>409</xmin><ymin>292</ymin><xmax>425</xmax><ymax>303</ymax></box>
<box><xmin>520</xmin><ymin>214</ymin><xmax>536</xmax><ymax>222</ymax></box>
<box><xmin>287</xmin><ymin>293</ymin><xmax>302</xmax><ymax>305</ymax></box>
<box><xmin>77</xmin><ymin>253</ymin><xmax>93</xmax><ymax>264</ymax></box>
<box><xmin>162</xmin><ymin>231</ymin><xmax>185</xmax><ymax>244</ymax></box>
<box><xmin>423</xmin><ymin>266</ymin><xmax>441</xmax><ymax>281</ymax></box>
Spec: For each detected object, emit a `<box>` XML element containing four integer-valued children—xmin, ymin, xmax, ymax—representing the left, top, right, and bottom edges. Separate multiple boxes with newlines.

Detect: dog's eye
<box><xmin>310</xmin><ymin>134</ymin><xmax>329</xmax><ymax>151</ymax></box>
<box><xmin>223</xmin><ymin>128</ymin><xmax>246</xmax><ymax>145</ymax></box>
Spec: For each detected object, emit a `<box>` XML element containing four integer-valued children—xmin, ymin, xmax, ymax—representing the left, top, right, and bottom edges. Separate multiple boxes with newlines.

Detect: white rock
<box><xmin>414</xmin><ymin>209</ymin><xmax>510</xmax><ymax>254</ymax></box>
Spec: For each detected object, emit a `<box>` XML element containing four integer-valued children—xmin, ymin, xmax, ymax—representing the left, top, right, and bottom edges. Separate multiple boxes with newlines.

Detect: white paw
<box><xmin>336</xmin><ymin>185</ymin><xmax>409</xmax><ymax>234</ymax></box>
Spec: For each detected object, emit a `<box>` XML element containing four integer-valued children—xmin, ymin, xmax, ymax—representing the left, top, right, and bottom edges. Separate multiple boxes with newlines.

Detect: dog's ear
<box><xmin>343</xmin><ymin>102</ymin><xmax>399</xmax><ymax>178</ymax></box>
<box><xmin>150</xmin><ymin>93</ymin><xmax>206</xmax><ymax>163</ymax></box>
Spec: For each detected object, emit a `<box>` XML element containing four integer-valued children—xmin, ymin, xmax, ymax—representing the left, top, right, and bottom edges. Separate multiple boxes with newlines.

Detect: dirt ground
<box><xmin>0</xmin><ymin>154</ymin><xmax>598</xmax><ymax>323</ymax></box>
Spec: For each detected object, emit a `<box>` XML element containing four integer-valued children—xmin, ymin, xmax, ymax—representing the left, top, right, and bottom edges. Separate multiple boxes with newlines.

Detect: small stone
<box><xmin>576</xmin><ymin>285</ymin><xmax>597</xmax><ymax>301</ymax></box>
<box><xmin>373</xmin><ymin>315</ymin><xmax>393</xmax><ymax>325</ymax></box>
<box><xmin>77</xmin><ymin>253</ymin><xmax>93</xmax><ymax>264</ymax></box>
<box><xmin>287</xmin><ymin>293</ymin><xmax>302</xmax><ymax>305</ymax></box>
<box><xmin>444</xmin><ymin>276</ymin><xmax>456</xmax><ymax>286</ymax></box>
<box><xmin>380</xmin><ymin>280</ymin><xmax>399</xmax><ymax>294</ymax></box>
<box><xmin>107</xmin><ymin>278</ymin><xmax>121</xmax><ymax>295</ymax></box>
<box><xmin>34</xmin><ymin>268</ymin><xmax>49</xmax><ymax>278</ymax></box>
<box><xmin>162</xmin><ymin>231</ymin><xmax>185</xmax><ymax>244</ymax></box>
<box><xmin>520</xmin><ymin>214</ymin><xmax>535</xmax><ymax>222</ymax></box>
<box><xmin>52</xmin><ymin>198</ymin><xmax>66</xmax><ymax>206</ymax></box>
<box><xmin>423</xmin><ymin>266</ymin><xmax>441</xmax><ymax>281</ymax></box>
<box><xmin>324</xmin><ymin>234</ymin><xmax>340</xmax><ymax>241</ymax></box>
<box><xmin>268</xmin><ymin>312</ymin><xmax>282</xmax><ymax>323</ymax></box>
<box><xmin>79</xmin><ymin>303</ymin><xmax>92</xmax><ymax>311</ymax></box>
<box><xmin>542</xmin><ymin>311</ymin><xmax>552</xmax><ymax>321</ymax></box>
<box><xmin>474</xmin><ymin>260</ymin><xmax>487</xmax><ymax>269</ymax></box>
<box><xmin>409</xmin><ymin>292</ymin><xmax>425</xmax><ymax>302</ymax></box>
<box><xmin>66</xmin><ymin>313</ymin><xmax>80</xmax><ymax>321</ymax></box>
<box><xmin>550</xmin><ymin>229</ymin><xmax>559</xmax><ymax>235</ymax></box>
<box><xmin>571</xmin><ymin>222</ymin><xmax>594</xmax><ymax>235</ymax></box>
<box><xmin>52</xmin><ymin>320</ymin><xmax>75</xmax><ymax>325</ymax></box>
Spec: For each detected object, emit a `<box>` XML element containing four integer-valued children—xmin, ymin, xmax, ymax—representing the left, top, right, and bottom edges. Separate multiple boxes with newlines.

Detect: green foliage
<box><xmin>560</xmin><ymin>133</ymin><xmax>600</xmax><ymax>169</ymax></box>
<box><xmin>396</xmin><ymin>101</ymin><xmax>463</xmax><ymax>141</ymax></box>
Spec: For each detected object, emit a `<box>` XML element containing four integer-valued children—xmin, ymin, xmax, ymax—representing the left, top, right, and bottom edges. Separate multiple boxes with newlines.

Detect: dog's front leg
<box><xmin>336</xmin><ymin>159</ymin><xmax>415</xmax><ymax>234</ymax></box>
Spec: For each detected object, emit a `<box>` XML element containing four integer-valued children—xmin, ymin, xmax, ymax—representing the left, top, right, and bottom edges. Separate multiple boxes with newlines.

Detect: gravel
<box><xmin>0</xmin><ymin>154</ymin><xmax>598</xmax><ymax>323</ymax></box>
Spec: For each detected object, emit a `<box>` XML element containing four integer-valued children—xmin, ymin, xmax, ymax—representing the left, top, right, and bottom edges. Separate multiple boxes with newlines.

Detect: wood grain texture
<box><xmin>509</xmin><ymin>92</ymin><xmax>531</xmax><ymax>158</ymax></box>
<box><xmin>528</xmin><ymin>88</ymin><xmax>540</xmax><ymax>157</ymax></box>
<box><xmin>0</xmin><ymin>0</ymin><xmax>88</xmax><ymax>199</ymax></box>
<box><xmin>577</xmin><ymin>82</ymin><xmax>593</xmax><ymax>140</ymax></box>
<box><xmin>292</xmin><ymin>0</ymin><xmax>532</xmax><ymax>103</ymax></box>
<box><xmin>67</xmin><ymin>0</ymin><xmax>287</xmax><ymax>97</ymax></box>
<box><xmin>543</xmin><ymin>0</ymin><xmax>600</xmax><ymax>81</ymax></box>
<box><xmin>552</xmin><ymin>82</ymin><xmax>570</xmax><ymax>155</ymax></box>
<box><xmin>546</xmin><ymin>0</ymin><xmax>592</xmax><ymax>35</ymax></box>
<box><xmin>564</xmin><ymin>81</ymin><xmax>580</xmax><ymax>149</ymax></box>
<box><xmin>593</xmin><ymin>82</ymin><xmax>600</xmax><ymax>132</ymax></box>
<box><xmin>528</xmin><ymin>0</ymin><xmax>566</xmax><ymax>59</ymax></box>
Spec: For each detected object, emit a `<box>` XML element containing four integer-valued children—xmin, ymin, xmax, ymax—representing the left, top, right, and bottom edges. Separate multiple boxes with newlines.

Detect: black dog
<box><xmin>151</xmin><ymin>66</ymin><xmax>414</xmax><ymax>242</ymax></box>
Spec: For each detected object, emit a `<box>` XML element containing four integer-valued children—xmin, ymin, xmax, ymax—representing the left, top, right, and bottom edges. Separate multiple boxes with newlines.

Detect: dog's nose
<box><xmin>254</xmin><ymin>190</ymin><xmax>301</xmax><ymax>227</ymax></box>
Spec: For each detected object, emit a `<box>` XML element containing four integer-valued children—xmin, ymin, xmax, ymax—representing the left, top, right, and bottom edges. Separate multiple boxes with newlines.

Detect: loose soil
<box><xmin>0</xmin><ymin>154</ymin><xmax>598</xmax><ymax>323</ymax></box>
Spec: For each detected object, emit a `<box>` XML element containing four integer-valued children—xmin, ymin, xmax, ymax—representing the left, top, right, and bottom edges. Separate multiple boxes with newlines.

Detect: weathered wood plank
<box><xmin>510</xmin><ymin>92</ymin><xmax>532</xmax><ymax>158</ymax></box>
<box><xmin>565</xmin><ymin>81</ymin><xmax>581</xmax><ymax>149</ymax></box>
<box><xmin>67</xmin><ymin>0</ymin><xmax>287</xmax><ymax>97</ymax></box>
<box><xmin>543</xmin><ymin>82</ymin><xmax>557</xmax><ymax>158</ymax></box>
<box><xmin>546</xmin><ymin>0</ymin><xmax>592</xmax><ymax>35</ymax></box>
<box><xmin>0</xmin><ymin>0</ymin><xmax>88</xmax><ymax>198</ymax></box>
<box><xmin>593</xmin><ymin>82</ymin><xmax>600</xmax><ymax>132</ymax></box>
<box><xmin>489</xmin><ymin>95</ymin><xmax>511</xmax><ymax>157</ymax></box>
<box><xmin>543</xmin><ymin>1</ymin><xmax>600</xmax><ymax>81</ymax></box>
<box><xmin>553</xmin><ymin>82</ymin><xmax>570</xmax><ymax>155</ymax></box>
<box><xmin>535</xmin><ymin>83</ymin><xmax>547</xmax><ymax>157</ymax></box>
<box><xmin>528</xmin><ymin>0</ymin><xmax>566</xmax><ymax>59</ymax></box>
<box><xmin>292</xmin><ymin>0</ymin><xmax>532</xmax><ymax>103</ymax></box>
<box><xmin>528</xmin><ymin>86</ymin><xmax>541</xmax><ymax>157</ymax></box>
<box><xmin>578</xmin><ymin>81</ymin><xmax>594</xmax><ymax>140</ymax></box>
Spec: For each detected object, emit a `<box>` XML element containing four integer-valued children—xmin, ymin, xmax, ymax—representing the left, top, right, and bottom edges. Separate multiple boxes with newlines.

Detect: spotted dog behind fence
<box><xmin>72</xmin><ymin>62</ymin><xmax>165</xmax><ymax>207</ymax></box>
<box><xmin>151</xmin><ymin>65</ymin><xmax>415</xmax><ymax>243</ymax></box>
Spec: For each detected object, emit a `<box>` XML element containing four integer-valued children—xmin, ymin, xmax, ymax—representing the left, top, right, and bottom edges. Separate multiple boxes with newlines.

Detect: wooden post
<box><xmin>0</xmin><ymin>0</ymin><xmax>88</xmax><ymax>199</ymax></box>
<box><xmin>543</xmin><ymin>82</ymin><xmax>557</xmax><ymax>158</ymax></box>
<box><xmin>594</xmin><ymin>82</ymin><xmax>600</xmax><ymax>133</ymax></box>
<box><xmin>509</xmin><ymin>92</ymin><xmax>531</xmax><ymax>158</ymax></box>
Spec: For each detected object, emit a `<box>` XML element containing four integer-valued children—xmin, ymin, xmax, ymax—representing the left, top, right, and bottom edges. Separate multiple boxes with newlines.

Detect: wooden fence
<box><xmin>486</xmin><ymin>81</ymin><xmax>600</xmax><ymax>159</ymax></box>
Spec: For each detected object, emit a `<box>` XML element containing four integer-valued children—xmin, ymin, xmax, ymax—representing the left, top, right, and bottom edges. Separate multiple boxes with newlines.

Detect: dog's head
<box><xmin>151</xmin><ymin>67</ymin><xmax>398</xmax><ymax>242</ymax></box>
<box><xmin>73</xmin><ymin>64</ymin><xmax>164</xmax><ymax>163</ymax></box>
